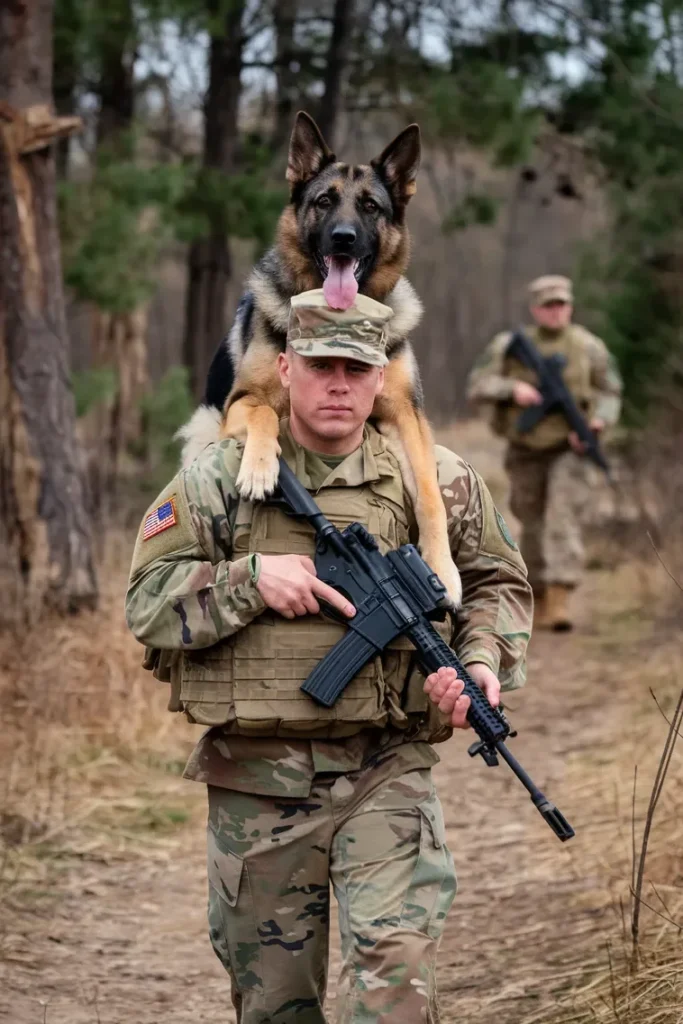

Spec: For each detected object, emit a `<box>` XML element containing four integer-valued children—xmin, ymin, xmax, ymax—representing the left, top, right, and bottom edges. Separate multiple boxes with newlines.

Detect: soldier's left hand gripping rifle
<box><xmin>273</xmin><ymin>458</ymin><xmax>575</xmax><ymax>843</ymax></box>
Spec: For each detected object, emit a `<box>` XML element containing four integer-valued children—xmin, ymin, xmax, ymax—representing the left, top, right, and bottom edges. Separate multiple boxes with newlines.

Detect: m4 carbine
<box><xmin>274</xmin><ymin>457</ymin><xmax>575</xmax><ymax>843</ymax></box>
<box><xmin>506</xmin><ymin>328</ymin><xmax>611</xmax><ymax>478</ymax></box>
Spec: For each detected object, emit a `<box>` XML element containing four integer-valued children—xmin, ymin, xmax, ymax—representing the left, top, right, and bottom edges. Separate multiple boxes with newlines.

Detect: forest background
<box><xmin>2</xmin><ymin>2</ymin><xmax>683</xmax><ymax>1023</ymax></box>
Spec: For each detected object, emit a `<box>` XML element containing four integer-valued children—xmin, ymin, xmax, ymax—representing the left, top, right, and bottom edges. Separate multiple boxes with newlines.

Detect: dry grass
<box><xmin>0</xmin><ymin>528</ymin><xmax>202</xmax><ymax>938</ymax></box>
<box><xmin>527</xmin><ymin>588</ymin><xmax>683</xmax><ymax>1023</ymax></box>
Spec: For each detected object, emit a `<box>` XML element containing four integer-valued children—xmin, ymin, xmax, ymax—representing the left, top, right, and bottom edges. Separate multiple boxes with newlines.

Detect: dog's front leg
<box><xmin>222</xmin><ymin>396</ymin><xmax>282</xmax><ymax>501</ymax></box>
<box><xmin>375</xmin><ymin>358</ymin><xmax>462</xmax><ymax>608</ymax></box>
<box><xmin>221</xmin><ymin>354</ymin><xmax>287</xmax><ymax>500</ymax></box>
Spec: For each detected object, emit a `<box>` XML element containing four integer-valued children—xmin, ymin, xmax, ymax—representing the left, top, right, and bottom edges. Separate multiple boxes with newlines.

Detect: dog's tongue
<box><xmin>323</xmin><ymin>257</ymin><xmax>358</xmax><ymax>310</ymax></box>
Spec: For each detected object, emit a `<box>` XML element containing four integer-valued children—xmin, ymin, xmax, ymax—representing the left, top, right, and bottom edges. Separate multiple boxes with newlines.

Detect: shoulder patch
<box><xmin>130</xmin><ymin>476</ymin><xmax>197</xmax><ymax>578</ymax></box>
<box><xmin>476</xmin><ymin>472</ymin><xmax>525</xmax><ymax>569</ymax></box>
<box><xmin>143</xmin><ymin>498</ymin><xmax>177</xmax><ymax>540</ymax></box>
<box><xmin>495</xmin><ymin>508</ymin><xmax>518</xmax><ymax>550</ymax></box>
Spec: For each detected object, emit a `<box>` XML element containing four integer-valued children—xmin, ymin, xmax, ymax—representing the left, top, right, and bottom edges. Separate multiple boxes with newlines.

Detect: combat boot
<box><xmin>545</xmin><ymin>584</ymin><xmax>574</xmax><ymax>632</ymax></box>
<box><xmin>533</xmin><ymin>591</ymin><xmax>551</xmax><ymax>629</ymax></box>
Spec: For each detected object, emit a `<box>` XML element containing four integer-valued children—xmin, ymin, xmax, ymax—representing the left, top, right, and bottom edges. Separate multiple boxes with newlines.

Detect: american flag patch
<box><xmin>143</xmin><ymin>498</ymin><xmax>177</xmax><ymax>540</ymax></box>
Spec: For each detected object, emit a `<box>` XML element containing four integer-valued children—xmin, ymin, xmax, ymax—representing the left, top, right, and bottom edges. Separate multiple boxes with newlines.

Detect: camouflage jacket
<box><xmin>467</xmin><ymin>323</ymin><xmax>623</xmax><ymax>449</ymax></box>
<box><xmin>126</xmin><ymin>422</ymin><xmax>532</xmax><ymax>796</ymax></box>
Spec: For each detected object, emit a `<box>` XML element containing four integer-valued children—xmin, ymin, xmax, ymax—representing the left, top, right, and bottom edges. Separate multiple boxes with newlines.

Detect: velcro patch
<box><xmin>495</xmin><ymin>508</ymin><xmax>518</xmax><ymax>550</ymax></box>
<box><xmin>143</xmin><ymin>498</ymin><xmax>177</xmax><ymax>540</ymax></box>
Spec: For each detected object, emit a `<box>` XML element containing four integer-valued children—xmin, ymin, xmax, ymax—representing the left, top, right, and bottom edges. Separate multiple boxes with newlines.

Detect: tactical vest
<box><xmin>494</xmin><ymin>325</ymin><xmax>595</xmax><ymax>450</ymax></box>
<box><xmin>178</xmin><ymin>436</ymin><xmax>452</xmax><ymax>743</ymax></box>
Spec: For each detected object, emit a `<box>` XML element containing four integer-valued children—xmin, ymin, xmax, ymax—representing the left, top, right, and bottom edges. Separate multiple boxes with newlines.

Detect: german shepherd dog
<box><xmin>180</xmin><ymin>111</ymin><xmax>461</xmax><ymax>605</ymax></box>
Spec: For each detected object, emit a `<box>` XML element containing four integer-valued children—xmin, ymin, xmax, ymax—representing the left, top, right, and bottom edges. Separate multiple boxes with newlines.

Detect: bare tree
<box><xmin>0</xmin><ymin>0</ymin><xmax>97</xmax><ymax>625</ymax></box>
<box><xmin>272</xmin><ymin>0</ymin><xmax>300</xmax><ymax>153</ymax></box>
<box><xmin>183</xmin><ymin>0</ymin><xmax>246</xmax><ymax>400</ymax></box>
<box><xmin>95</xmin><ymin>0</ymin><xmax>136</xmax><ymax>148</ymax></box>
<box><xmin>316</xmin><ymin>0</ymin><xmax>355</xmax><ymax>147</ymax></box>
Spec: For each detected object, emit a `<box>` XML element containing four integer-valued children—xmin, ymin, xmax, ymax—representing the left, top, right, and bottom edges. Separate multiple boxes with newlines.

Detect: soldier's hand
<box><xmin>570</xmin><ymin>417</ymin><xmax>605</xmax><ymax>454</ymax></box>
<box><xmin>512</xmin><ymin>381</ymin><xmax>543</xmax><ymax>407</ymax></box>
<box><xmin>568</xmin><ymin>431</ymin><xmax>585</xmax><ymax>454</ymax></box>
<box><xmin>423</xmin><ymin>663</ymin><xmax>501</xmax><ymax>729</ymax></box>
<box><xmin>256</xmin><ymin>554</ymin><xmax>356</xmax><ymax>620</ymax></box>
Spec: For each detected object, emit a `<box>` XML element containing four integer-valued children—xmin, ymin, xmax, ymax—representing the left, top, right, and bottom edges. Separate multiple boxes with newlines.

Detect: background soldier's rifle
<box><xmin>507</xmin><ymin>329</ymin><xmax>612</xmax><ymax>478</ymax></box>
<box><xmin>273</xmin><ymin>457</ymin><xmax>575</xmax><ymax>843</ymax></box>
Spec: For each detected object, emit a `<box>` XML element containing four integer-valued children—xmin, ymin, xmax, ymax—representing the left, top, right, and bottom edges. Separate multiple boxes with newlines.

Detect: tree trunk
<box><xmin>96</xmin><ymin>0</ymin><xmax>135</xmax><ymax>149</ymax></box>
<box><xmin>53</xmin><ymin>0</ymin><xmax>81</xmax><ymax>177</ymax></box>
<box><xmin>86</xmin><ymin>1</ymin><xmax>148</xmax><ymax>508</ymax></box>
<box><xmin>79</xmin><ymin>304</ymin><xmax>149</xmax><ymax>516</ymax></box>
<box><xmin>183</xmin><ymin>0</ymin><xmax>245</xmax><ymax>401</ymax></box>
<box><xmin>316</xmin><ymin>0</ymin><xmax>355</xmax><ymax>148</ymax></box>
<box><xmin>272</xmin><ymin>0</ymin><xmax>299</xmax><ymax>154</ymax></box>
<box><xmin>0</xmin><ymin>0</ymin><xmax>97</xmax><ymax>625</ymax></box>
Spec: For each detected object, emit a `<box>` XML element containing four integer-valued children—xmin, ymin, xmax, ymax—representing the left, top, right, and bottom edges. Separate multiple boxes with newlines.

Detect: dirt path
<box><xmin>2</xmin><ymin>579</ymin><xmax>640</xmax><ymax>1024</ymax></box>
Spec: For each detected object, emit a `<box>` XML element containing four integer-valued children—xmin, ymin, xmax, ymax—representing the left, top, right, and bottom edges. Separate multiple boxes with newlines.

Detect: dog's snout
<box><xmin>331</xmin><ymin>224</ymin><xmax>357</xmax><ymax>248</ymax></box>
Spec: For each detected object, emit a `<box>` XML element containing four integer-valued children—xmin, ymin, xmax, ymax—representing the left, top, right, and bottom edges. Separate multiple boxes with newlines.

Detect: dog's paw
<box><xmin>422</xmin><ymin>544</ymin><xmax>462</xmax><ymax>610</ymax></box>
<box><xmin>236</xmin><ymin>441</ymin><xmax>281</xmax><ymax>501</ymax></box>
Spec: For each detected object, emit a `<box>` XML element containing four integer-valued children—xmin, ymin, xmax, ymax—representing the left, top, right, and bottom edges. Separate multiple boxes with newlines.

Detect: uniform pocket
<box><xmin>207</xmin><ymin>824</ymin><xmax>244</xmax><ymax>907</ymax></box>
<box><xmin>399</xmin><ymin>794</ymin><xmax>457</xmax><ymax>939</ymax></box>
<box><xmin>206</xmin><ymin>825</ymin><xmax>264</xmax><ymax>999</ymax></box>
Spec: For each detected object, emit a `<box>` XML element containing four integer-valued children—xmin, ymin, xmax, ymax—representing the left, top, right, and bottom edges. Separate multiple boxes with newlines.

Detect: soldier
<box><xmin>467</xmin><ymin>275</ymin><xmax>622</xmax><ymax>632</ymax></box>
<box><xmin>126</xmin><ymin>290</ymin><xmax>533</xmax><ymax>1024</ymax></box>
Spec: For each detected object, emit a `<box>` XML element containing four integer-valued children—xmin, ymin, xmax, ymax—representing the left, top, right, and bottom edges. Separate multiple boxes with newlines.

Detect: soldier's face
<box><xmin>531</xmin><ymin>300</ymin><xmax>573</xmax><ymax>330</ymax></box>
<box><xmin>278</xmin><ymin>349</ymin><xmax>384</xmax><ymax>447</ymax></box>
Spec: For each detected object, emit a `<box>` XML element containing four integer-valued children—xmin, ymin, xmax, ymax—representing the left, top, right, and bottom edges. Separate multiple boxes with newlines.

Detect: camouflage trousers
<box><xmin>207</xmin><ymin>766</ymin><xmax>457</xmax><ymax>1023</ymax></box>
<box><xmin>505</xmin><ymin>444</ymin><xmax>589</xmax><ymax>593</ymax></box>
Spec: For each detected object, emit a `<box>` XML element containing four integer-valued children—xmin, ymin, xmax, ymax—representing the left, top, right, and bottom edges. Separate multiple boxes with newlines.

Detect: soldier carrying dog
<box><xmin>126</xmin><ymin>291</ymin><xmax>533</xmax><ymax>1023</ymax></box>
<box><xmin>467</xmin><ymin>275</ymin><xmax>623</xmax><ymax>631</ymax></box>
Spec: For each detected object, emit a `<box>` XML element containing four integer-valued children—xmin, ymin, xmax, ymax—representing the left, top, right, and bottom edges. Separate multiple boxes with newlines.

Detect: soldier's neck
<box><xmin>288</xmin><ymin>411</ymin><xmax>365</xmax><ymax>456</ymax></box>
<box><xmin>534</xmin><ymin>324</ymin><xmax>567</xmax><ymax>341</ymax></box>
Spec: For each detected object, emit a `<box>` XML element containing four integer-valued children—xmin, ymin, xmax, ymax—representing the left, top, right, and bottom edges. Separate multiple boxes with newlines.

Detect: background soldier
<box><xmin>126</xmin><ymin>291</ymin><xmax>532</xmax><ymax>1024</ymax></box>
<box><xmin>467</xmin><ymin>275</ymin><xmax>623</xmax><ymax>631</ymax></box>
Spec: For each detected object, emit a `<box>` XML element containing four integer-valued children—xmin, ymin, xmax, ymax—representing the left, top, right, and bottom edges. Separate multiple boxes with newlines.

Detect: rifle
<box><xmin>274</xmin><ymin>457</ymin><xmax>575</xmax><ymax>843</ymax></box>
<box><xmin>506</xmin><ymin>329</ymin><xmax>611</xmax><ymax>478</ymax></box>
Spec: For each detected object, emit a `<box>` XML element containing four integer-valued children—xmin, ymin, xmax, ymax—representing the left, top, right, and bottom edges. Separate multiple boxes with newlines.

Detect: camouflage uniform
<box><xmin>467</xmin><ymin>276</ymin><xmax>622</xmax><ymax>598</ymax></box>
<box><xmin>126</xmin><ymin>292</ymin><xmax>532</xmax><ymax>1023</ymax></box>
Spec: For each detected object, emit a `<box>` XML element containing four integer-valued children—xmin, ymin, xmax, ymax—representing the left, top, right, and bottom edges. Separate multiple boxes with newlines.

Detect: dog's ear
<box><xmin>371</xmin><ymin>125</ymin><xmax>421</xmax><ymax>206</ymax></box>
<box><xmin>287</xmin><ymin>112</ymin><xmax>335</xmax><ymax>192</ymax></box>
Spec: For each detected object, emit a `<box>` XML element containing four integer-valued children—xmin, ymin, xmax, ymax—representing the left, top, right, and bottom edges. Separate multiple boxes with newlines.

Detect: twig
<box><xmin>647</xmin><ymin>532</ymin><xmax>683</xmax><ymax>594</ymax></box>
<box><xmin>649</xmin><ymin>688</ymin><xmax>683</xmax><ymax>742</ymax></box>
<box><xmin>649</xmin><ymin>692</ymin><xmax>683</xmax><ymax>809</ymax></box>
<box><xmin>630</xmin><ymin>764</ymin><xmax>638</xmax><ymax>901</ymax></box>
<box><xmin>619</xmin><ymin>895</ymin><xmax>628</xmax><ymax>943</ymax></box>
<box><xmin>649</xmin><ymin>880</ymin><xmax>677</xmax><ymax>926</ymax></box>
<box><xmin>631</xmin><ymin>689</ymin><xmax>683</xmax><ymax>955</ymax></box>
<box><xmin>628</xmin><ymin>886</ymin><xmax>683</xmax><ymax>931</ymax></box>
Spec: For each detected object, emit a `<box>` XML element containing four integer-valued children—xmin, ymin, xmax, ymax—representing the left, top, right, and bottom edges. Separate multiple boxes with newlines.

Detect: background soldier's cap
<box><xmin>287</xmin><ymin>289</ymin><xmax>392</xmax><ymax>367</ymax></box>
<box><xmin>528</xmin><ymin>275</ymin><xmax>573</xmax><ymax>306</ymax></box>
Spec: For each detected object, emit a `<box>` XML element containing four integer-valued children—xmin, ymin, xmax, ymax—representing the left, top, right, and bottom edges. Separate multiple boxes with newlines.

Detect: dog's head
<box><xmin>277</xmin><ymin>111</ymin><xmax>421</xmax><ymax>306</ymax></box>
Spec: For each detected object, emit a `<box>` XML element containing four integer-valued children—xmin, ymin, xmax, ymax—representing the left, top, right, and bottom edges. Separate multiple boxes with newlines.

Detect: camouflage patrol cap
<box><xmin>528</xmin><ymin>275</ymin><xmax>573</xmax><ymax>305</ymax></box>
<box><xmin>287</xmin><ymin>289</ymin><xmax>392</xmax><ymax>367</ymax></box>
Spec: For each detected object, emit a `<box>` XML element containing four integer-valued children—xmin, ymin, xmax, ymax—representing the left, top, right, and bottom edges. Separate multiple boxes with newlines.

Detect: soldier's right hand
<box><xmin>512</xmin><ymin>381</ymin><xmax>543</xmax><ymax>407</ymax></box>
<box><xmin>256</xmin><ymin>554</ymin><xmax>356</xmax><ymax>620</ymax></box>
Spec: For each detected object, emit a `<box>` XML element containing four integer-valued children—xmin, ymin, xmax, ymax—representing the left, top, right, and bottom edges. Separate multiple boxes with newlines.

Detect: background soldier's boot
<box><xmin>545</xmin><ymin>584</ymin><xmax>574</xmax><ymax>631</ymax></box>
<box><xmin>533</xmin><ymin>591</ymin><xmax>551</xmax><ymax>629</ymax></box>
